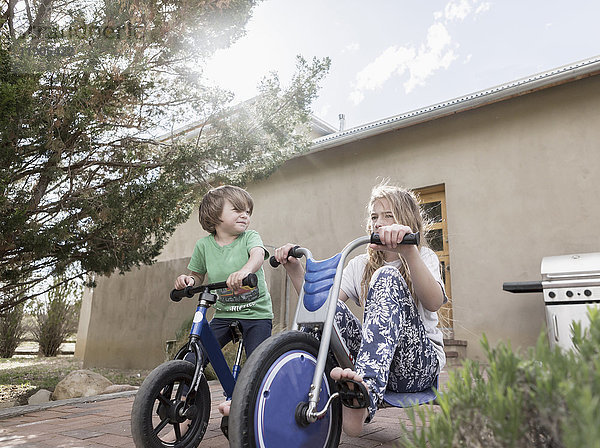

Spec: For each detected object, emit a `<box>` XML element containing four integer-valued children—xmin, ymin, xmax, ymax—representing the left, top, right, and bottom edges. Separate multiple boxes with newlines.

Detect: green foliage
<box><xmin>30</xmin><ymin>275</ymin><xmax>82</xmax><ymax>357</ymax></box>
<box><xmin>0</xmin><ymin>0</ymin><xmax>330</xmax><ymax>312</ymax></box>
<box><xmin>0</xmin><ymin>302</ymin><xmax>25</xmax><ymax>358</ymax></box>
<box><xmin>402</xmin><ymin>308</ymin><xmax>600</xmax><ymax>448</ymax></box>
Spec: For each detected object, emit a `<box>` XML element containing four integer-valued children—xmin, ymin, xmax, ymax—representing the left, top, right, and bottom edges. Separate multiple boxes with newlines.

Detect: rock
<box><xmin>51</xmin><ymin>370</ymin><xmax>113</xmax><ymax>401</ymax></box>
<box><xmin>101</xmin><ymin>384</ymin><xmax>138</xmax><ymax>394</ymax></box>
<box><xmin>28</xmin><ymin>389</ymin><xmax>52</xmax><ymax>405</ymax></box>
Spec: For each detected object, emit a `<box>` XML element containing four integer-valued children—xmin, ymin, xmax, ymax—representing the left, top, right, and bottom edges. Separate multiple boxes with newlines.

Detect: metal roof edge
<box><xmin>306</xmin><ymin>56</ymin><xmax>600</xmax><ymax>155</ymax></box>
<box><xmin>310</xmin><ymin>115</ymin><xmax>337</xmax><ymax>134</ymax></box>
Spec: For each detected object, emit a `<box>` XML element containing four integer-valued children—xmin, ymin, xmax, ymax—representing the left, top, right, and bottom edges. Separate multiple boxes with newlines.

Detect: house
<box><xmin>76</xmin><ymin>56</ymin><xmax>600</xmax><ymax>369</ymax></box>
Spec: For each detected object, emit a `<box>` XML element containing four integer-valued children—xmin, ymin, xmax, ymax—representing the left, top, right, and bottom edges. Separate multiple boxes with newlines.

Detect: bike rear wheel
<box><xmin>131</xmin><ymin>360</ymin><xmax>210</xmax><ymax>448</ymax></box>
<box><xmin>229</xmin><ymin>331</ymin><xmax>342</xmax><ymax>448</ymax></box>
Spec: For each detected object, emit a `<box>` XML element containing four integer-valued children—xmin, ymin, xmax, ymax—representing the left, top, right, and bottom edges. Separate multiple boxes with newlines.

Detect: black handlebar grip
<box><xmin>170</xmin><ymin>286</ymin><xmax>194</xmax><ymax>302</ymax></box>
<box><xmin>370</xmin><ymin>232</ymin><xmax>420</xmax><ymax>246</ymax></box>
<box><xmin>269</xmin><ymin>245</ymin><xmax>302</xmax><ymax>268</ymax></box>
<box><xmin>243</xmin><ymin>273</ymin><xmax>258</xmax><ymax>288</ymax></box>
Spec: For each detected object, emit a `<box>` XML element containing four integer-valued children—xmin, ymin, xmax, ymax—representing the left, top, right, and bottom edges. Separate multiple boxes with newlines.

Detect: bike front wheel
<box><xmin>131</xmin><ymin>360</ymin><xmax>210</xmax><ymax>448</ymax></box>
<box><xmin>229</xmin><ymin>330</ymin><xmax>342</xmax><ymax>448</ymax></box>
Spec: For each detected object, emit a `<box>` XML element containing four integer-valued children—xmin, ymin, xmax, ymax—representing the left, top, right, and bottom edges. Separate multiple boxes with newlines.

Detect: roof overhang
<box><xmin>307</xmin><ymin>56</ymin><xmax>600</xmax><ymax>156</ymax></box>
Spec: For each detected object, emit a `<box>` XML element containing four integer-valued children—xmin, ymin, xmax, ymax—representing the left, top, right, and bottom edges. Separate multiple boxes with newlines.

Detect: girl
<box><xmin>274</xmin><ymin>182</ymin><xmax>447</xmax><ymax>437</ymax></box>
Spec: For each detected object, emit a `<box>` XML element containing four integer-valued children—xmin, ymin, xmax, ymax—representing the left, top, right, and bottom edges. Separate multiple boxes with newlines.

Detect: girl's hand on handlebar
<box><xmin>370</xmin><ymin>224</ymin><xmax>417</xmax><ymax>254</ymax></box>
<box><xmin>175</xmin><ymin>274</ymin><xmax>195</xmax><ymax>290</ymax></box>
<box><xmin>274</xmin><ymin>243</ymin><xmax>301</xmax><ymax>266</ymax></box>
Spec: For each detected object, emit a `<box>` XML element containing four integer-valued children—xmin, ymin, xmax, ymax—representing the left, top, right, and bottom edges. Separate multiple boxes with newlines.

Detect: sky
<box><xmin>203</xmin><ymin>0</ymin><xmax>600</xmax><ymax>131</ymax></box>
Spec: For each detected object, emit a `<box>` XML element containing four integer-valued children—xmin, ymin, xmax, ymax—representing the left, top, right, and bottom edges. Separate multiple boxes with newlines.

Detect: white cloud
<box><xmin>348</xmin><ymin>0</ymin><xmax>492</xmax><ymax>104</ymax></box>
<box><xmin>404</xmin><ymin>23</ymin><xmax>457</xmax><ymax>92</ymax></box>
<box><xmin>349</xmin><ymin>21</ymin><xmax>457</xmax><ymax>103</ymax></box>
<box><xmin>443</xmin><ymin>0</ymin><xmax>472</xmax><ymax>21</ymax></box>
<box><xmin>343</xmin><ymin>42</ymin><xmax>360</xmax><ymax>53</ymax></box>
<box><xmin>355</xmin><ymin>46</ymin><xmax>415</xmax><ymax>90</ymax></box>
<box><xmin>436</xmin><ymin>0</ymin><xmax>490</xmax><ymax>22</ymax></box>
<box><xmin>349</xmin><ymin>90</ymin><xmax>365</xmax><ymax>105</ymax></box>
<box><xmin>475</xmin><ymin>2</ymin><xmax>492</xmax><ymax>15</ymax></box>
<box><xmin>349</xmin><ymin>46</ymin><xmax>415</xmax><ymax>105</ymax></box>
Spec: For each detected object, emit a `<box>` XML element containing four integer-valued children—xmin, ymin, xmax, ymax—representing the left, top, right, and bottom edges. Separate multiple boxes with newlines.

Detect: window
<box><xmin>416</xmin><ymin>185</ymin><xmax>453</xmax><ymax>338</ymax></box>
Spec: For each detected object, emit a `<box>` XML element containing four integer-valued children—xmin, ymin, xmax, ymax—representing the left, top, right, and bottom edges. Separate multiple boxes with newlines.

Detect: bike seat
<box><xmin>382</xmin><ymin>376</ymin><xmax>439</xmax><ymax>408</ymax></box>
<box><xmin>303</xmin><ymin>253</ymin><xmax>342</xmax><ymax>312</ymax></box>
<box><xmin>228</xmin><ymin>321</ymin><xmax>242</xmax><ymax>343</ymax></box>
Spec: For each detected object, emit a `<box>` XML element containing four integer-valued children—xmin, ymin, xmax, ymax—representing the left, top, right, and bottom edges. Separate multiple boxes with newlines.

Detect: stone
<box><xmin>101</xmin><ymin>384</ymin><xmax>138</xmax><ymax>394</ymax></box>
<box><xmin>28</xmin><ymin>389</ymin><xmax>52</xmax><ymax>405</ymax></box>
<box><xmin>51</xmin><ymin>370</ymin><xmax>113</xmax><ymax>401</ymax></box>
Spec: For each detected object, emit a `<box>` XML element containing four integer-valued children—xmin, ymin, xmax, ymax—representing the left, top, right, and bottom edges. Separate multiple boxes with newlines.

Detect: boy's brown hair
<box><xmin>199</xmin><ymin>185</ymin><xmax>254</xmax><ymax>234</ymax></box>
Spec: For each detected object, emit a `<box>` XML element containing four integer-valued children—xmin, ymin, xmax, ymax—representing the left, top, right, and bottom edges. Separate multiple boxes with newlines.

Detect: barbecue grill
<box><xmin>503</xmin><ymin>252</ymin><xmax>600</xmax><ymax>351</ymax></box>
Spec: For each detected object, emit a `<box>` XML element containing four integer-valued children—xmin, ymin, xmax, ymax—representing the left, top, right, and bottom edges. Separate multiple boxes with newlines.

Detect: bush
<box><xmin>0</xmin><ymin>303</ymin><xmax>25</xmax><ymax>358</ymax></box>
<box><xmin>30</xmin><ymin>276</ymin><xmax>81</xmax><ymax>357</ymax></box>
<box><xmin>402</xmin><ymin>308</ymin><xmax>600</xmax><ymax>448</ymax></box>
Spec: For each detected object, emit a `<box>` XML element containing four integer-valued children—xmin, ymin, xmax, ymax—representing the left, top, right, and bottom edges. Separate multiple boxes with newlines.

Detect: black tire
<box><xmin>229</xmin><ymin>331</ymin><xmax>342</xmax><ymax>448</ymax></box>
<box><xmin>131</xmin><ymin>360</ymin><xmax>210</xmax><ymax>448</ymax></box>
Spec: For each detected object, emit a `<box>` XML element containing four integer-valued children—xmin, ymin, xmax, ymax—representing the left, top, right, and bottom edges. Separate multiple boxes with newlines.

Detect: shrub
<box><xmin>402</xmin><ymin>308</ymin><xmax>600</xmax><ymax>448</ymax></box>
<box><xmin>0</xmin><ymin>303</ymin><xmax>26</xmax><ymax>358</ymax></box>
<box><xmin>30</xmin><ymin>276</ymin><xmax>81</xmax><ymax>357</ymax></box>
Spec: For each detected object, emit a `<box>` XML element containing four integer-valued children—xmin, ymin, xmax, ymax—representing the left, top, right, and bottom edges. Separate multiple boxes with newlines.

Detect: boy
<box><xmin>174</xmin><ymin>185</ymin><xmax>273</xmax><ymax>414</ymax></box>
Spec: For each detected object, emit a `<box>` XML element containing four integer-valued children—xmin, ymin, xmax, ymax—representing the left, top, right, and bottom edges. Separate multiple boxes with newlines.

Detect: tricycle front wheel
<box><xmin>229</xmin><ymin>331</ymin><xmax>342</xmax><ymax>448</ymax></box>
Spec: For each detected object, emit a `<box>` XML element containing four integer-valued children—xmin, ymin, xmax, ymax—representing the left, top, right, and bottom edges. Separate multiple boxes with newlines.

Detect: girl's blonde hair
<box><xmin>360</xmin><ymin>181</ymin><xmax>429</xmax><ymax>304</ymax></box>
<box><xmin>199</xmin><ymin>185</ymin><xmax>254</xmax><ymax>234</ymax></box>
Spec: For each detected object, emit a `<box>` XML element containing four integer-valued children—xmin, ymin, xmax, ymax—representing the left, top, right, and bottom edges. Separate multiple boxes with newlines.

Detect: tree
<box><xmin>0</xmin><ymin>0</ymin><xmax>330</xmax><ymax>312</ymax></box>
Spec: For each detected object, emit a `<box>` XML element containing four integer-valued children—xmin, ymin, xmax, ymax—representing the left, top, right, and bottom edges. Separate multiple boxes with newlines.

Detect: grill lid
<box><xmin>541</xmin><ymin>252</ymin><xmax>600</xmax><ymax>284</ymax></box>
<box><xmin>503</xmin><ymin>252</ymin><xmax>600</xmax><ymax>295</ymax></box>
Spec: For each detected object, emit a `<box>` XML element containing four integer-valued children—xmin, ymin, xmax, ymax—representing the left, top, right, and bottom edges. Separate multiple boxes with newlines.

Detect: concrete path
<box><xmin>0</xmin><ymin>371</ymin><xmax>448</xmax><ymax>447</ymax></box>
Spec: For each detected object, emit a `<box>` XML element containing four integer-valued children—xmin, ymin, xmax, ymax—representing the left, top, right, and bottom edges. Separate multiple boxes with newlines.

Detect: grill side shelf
<box><xmin>503</xmin><ymin>281</ymin><xmax>543</xmax><ymax>293</ymax></box>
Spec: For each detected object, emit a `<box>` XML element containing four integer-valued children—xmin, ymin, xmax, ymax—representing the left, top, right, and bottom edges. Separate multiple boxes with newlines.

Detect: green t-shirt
<box><xmin>187</xmin><ymin>230</ymin><xmax>273</xmax><ymax>320</ymax></box>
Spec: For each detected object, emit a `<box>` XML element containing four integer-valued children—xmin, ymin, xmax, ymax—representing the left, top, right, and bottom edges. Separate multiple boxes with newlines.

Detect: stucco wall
<box><xmin>78</xmin><ymin>74</ymin><xmax>600</xmax><ymax>368</ymax></box>
<box><xmin>246</xmin><ymin>75</ymin><xmax>600</xmax><ymax>360</ymax></box>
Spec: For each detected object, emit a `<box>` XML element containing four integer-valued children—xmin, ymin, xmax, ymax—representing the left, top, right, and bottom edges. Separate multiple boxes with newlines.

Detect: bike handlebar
<box><xmin>170</xmin><ymin>273</ymin><xmax>258</xmax><ymax>302</ymax></box>
<box><xmin>269</xmin><ymin>232</ymin><xmax>420</xmax><ymax>268</ymax></box>
<box><xmin>269</xmin><ymin>245</ymin><xmax>302</xmax><ymax>268</ymax></box>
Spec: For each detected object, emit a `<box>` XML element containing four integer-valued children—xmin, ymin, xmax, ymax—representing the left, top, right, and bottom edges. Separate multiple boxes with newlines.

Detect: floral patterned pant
<box><xmin>335</xmin><ymin>266</ymin><xmax>439</xmax><ymax>421</ymax></box>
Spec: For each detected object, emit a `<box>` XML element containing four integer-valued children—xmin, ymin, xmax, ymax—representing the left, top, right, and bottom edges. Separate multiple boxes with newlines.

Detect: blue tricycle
<box><xmin>228</xmin><ymin>233</ymin><xmax>438</xmax><ymax>448</ymax></box>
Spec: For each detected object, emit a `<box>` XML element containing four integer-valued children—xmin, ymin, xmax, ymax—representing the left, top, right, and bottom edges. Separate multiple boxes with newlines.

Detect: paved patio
<box><xmin>0</xmin><ymin>371</ymin><xmax>448</xmax><ymax>447</ymax></box>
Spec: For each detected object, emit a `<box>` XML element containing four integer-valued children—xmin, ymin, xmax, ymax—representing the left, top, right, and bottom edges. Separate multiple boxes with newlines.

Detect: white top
<box><xmin>340</xmin><ymin>248</ymin><xmax>447</xmax><ymax>373</ymax></box>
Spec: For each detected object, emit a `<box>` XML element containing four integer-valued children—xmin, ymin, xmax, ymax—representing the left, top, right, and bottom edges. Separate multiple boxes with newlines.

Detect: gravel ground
<box><xmin>0</xmin><ymin>356</ymin><xmax>150</xmax><ymax>407</ymax></box>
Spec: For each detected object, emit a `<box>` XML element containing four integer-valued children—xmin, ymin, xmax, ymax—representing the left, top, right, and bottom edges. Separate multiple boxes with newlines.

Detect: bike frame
<box><xmin>290</xmin><ymin>236</ymin><xmax>370</xmax><ymax>422</ymax></box>
<box><xmin>173</xmin><ymin>285</ymin><xmax>246</xmax><ymax>401</ymax></box>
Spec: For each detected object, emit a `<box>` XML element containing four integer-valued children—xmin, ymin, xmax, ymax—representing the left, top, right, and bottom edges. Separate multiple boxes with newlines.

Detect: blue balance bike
<box><xmin>228</xmin><ymin>233</ymin><xmax>438</xmax><ymax>448</ymax></box>
<box><xmin>130</xmin><ymin>274</ymin><xmax>257</xmax><ymax>448</ymax></box>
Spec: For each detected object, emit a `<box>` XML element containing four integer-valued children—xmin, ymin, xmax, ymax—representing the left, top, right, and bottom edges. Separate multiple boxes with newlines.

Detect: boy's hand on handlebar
<box><xmin>370</xmin><ymin>224</ymin><xmax>417</xmax><ymax>253</ymax></box>
<box><xmin>227</xmin><ymin>270</ymin><xmax>252</xmax><ymax>294</ymax></box>
<box><xmin>274</xmin><ymin>243</ymin><xmax>301</xmax><ymax>266</ymax></box>
<box><xmin>175</xmin><ymin>274</ymin><xmax>195</xmax><ymax>290</ymax></box>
